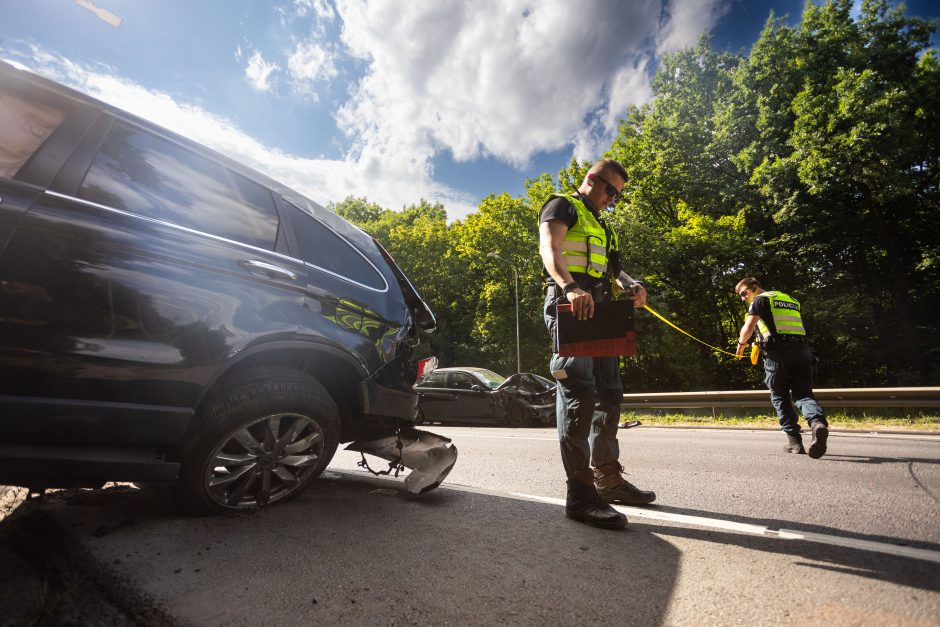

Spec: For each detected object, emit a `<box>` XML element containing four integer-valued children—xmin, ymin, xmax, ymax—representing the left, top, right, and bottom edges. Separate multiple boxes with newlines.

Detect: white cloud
<box><xmin>4</xmin><ymin>47</ymin><xmax>476</xmax><ymax>217</ymax></box>
<box><xmin>293</xmin><ymin>0</ymin><xmax>335</xmax><ymax>20</ymax></box>
<box><xmin>335</xmin><ymin>0</ymin><xmax>659</xmax><ymax>170</ymax></box>
<box><xmin>245</xmin><ymin>50</ymin><xmax>279</xmax><ymax>92</ymax></box>
<box><xmin>7</xmin><ymin>0</ymin><xmax>726</xmax><ymax>222</ymax></box>
<box><xmin>656</xmin><ymin>0</ymin><xmax>728</xmax><ymax>56</ymax></box>
<box><xmin>287</xmin><ymin>40</ymin><xmax>337</xmax><ymax>98</ymax></box>
<box><xmin>327</xmin><ymin>0</ymin><xmax>713</xmax><ymax>218</ymax></box>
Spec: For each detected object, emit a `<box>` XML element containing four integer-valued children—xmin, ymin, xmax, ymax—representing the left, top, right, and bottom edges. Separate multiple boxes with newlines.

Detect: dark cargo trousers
<box><xmin>763</xmin><ymin>342</ymin><xmax>827</xmax><ymax>435</ymax></box>
<box><xmin>544</xmin><ymin>290</ymin><xmax>622</xmax><ymax>482</ymax></box>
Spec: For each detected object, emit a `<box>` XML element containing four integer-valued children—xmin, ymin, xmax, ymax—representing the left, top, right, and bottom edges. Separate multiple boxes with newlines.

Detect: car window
<box><xmin>77</xmin><ymin>120</ymin><xmax>279</xmax><ymax>250</ymax></box>
<box><xmin>285</xmin><ymin>203</ymin><xmax>386</xmax><ymax>291</ymax></box>
<box><xmin>0</xmin><ymin>91</ymin><xmax>67</xmax><ymax>180</ymax></box>
<box><xmin>420</xmin><ymin>371</ymin><xmax>446</xmax><ymax>387</ymax></box>
<box><xmin>475</xmin><ymin>369</ymin><xmax>506</xmax><ymax>389</ymax></box>
<box><xmin>517</xmin><ymin>373</ymin><xmax>553</xmax><ymax>391</ymax></box>
<box><xmin>449</xmin><ymin>372</ymin><xmax>477</xmax><ymax>390</ymax></box>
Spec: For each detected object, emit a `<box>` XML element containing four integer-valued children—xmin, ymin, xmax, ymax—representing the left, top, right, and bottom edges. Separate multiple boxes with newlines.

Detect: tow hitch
<box><xmin>345</xmin><ymin>428</ymin><xmax>458</xmax><ymax>494</ymax></box>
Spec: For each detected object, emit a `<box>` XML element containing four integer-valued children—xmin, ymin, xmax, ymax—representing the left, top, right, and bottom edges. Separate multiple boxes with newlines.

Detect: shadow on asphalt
<box><xmin>645</xmin><ymin>504</ymin><xmax>940</xmax><ymax>594</ymax></box>
<box><xmin>8</xmin><ymin>471</ymin><xmax>939</xmax><ymax>624</ymax></box>
<box><xmin>0</xmin><ymin>474</ymin><xmax>681</xmax><ymax>626</ymax></box>
<box><xmin>824</xmin><ymin>454</ymin><xmax>940</xmax><ymax>467</ymax></box>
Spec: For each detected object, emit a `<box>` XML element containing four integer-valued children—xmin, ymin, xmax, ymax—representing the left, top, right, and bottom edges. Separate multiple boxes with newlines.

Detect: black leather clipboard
<box><xmin>555</xmin><ymin>300</ymin><xmax>636</xmax><ymax>357</ymax></box>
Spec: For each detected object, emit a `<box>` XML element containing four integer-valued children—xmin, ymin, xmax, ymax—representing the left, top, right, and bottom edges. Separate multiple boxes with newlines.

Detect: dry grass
<box><xmin>620</xmin><ymin>410</ymin><xmax>940</xmax><ymax>431</ymax></box>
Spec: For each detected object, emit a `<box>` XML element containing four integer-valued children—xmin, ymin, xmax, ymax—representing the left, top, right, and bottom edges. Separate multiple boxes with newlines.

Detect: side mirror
<box><xmin>471</xmin><ymin>384</ymin><xmax>485</xmax><ymax>392</ymax></box>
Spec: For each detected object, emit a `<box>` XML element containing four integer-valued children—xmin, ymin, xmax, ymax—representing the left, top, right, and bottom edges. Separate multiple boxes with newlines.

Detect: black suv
<box><xmin>0</xmin><ymin>61</ymin><xmax>451</xmax><ymax>513</ymax></box>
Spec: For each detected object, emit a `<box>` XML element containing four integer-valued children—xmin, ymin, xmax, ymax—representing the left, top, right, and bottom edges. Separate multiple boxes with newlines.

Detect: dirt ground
<box><xmin>0</xmin><ymin>485</ymin><xmax>162</xmax><ymax>627</ymax></box>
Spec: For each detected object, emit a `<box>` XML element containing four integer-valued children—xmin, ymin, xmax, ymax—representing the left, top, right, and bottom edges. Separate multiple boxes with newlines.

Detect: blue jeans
<box><xmin>763</xmin><ymin>342</ymin><xmax>826</xmax><ymax>435</ymax></box>
<box><xmin>544</xmin><ymin>289</ymin><xmax>622</xmax><ymax>480</ymax></box>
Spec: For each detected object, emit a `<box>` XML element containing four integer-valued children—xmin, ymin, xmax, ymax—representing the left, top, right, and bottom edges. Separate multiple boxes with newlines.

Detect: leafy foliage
<box><xmin>329</xmin><ymin>1</ymin><xmax>938</xmax><ymax>389</ymax></box>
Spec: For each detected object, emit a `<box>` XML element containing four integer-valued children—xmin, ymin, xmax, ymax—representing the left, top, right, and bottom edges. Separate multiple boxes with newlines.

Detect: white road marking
<box><xmin>517</xmin><ymin>493</ymin><xmax>940</xmax><ymax>565</ymax></box>
<box><xmin>773</xmin><ymin>529</ymin><xmax>940</xmax><ymax>564</ymax></box>
<box><xmin>427</xmin><ymin>427</ymin><xmax>940</xmax><ymax>443</ymax></box>
<box><xmin>427</xmin><ymin>432</ymin><xmax>558</xmax><ymax>442</ymax></box>
<box><xmin>825</xmin><ymin>431</ymin><xmax>940</xmax><ymax>442</ymax></box>
<box><xmin>328</xmin><ymin>469</ymin><xmax>940</xmax><ymax>565</ymax></box>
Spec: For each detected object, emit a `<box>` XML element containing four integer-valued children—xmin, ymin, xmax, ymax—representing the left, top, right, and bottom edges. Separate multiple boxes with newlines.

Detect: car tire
<box><xmin>174</xmin><ymin>366</ymin><xmax>340</xmax><ymax>515</ymax></box>
<box><xmin>505</xmin><ymin>401</ymin><xmax>530</xmax><ymax>428</ymax></box>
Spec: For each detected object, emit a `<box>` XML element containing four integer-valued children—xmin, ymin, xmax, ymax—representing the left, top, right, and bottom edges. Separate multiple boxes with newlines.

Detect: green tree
<box><xmin>329</xmin><ymin>0</ymin><xmax>940</xmax><ymax>390</ymax></box>
<box><xmin>607</xmin><ymin>38</ymin><xmax>758</xmax><ymax>391</ymax></box>
<box><xmin>332</xmin><ymin>196</ymin><xmax>475</xmax><ymax>366</ymax></box>
<box><xmin>450</xmin><ymin>191</ymin><xmax>550</xmax><ymax>374</ymax></box>
<box><xmin>733</xmin><ymin>0</ymin><xmax>940</xmax><ymax>384</ymax></box>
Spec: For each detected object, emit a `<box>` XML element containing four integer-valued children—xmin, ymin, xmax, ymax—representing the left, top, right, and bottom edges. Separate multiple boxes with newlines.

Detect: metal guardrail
<box><xmin>622</xmin><ymin>387</ymin><xmax>940</xmax><ymax>409</ymax></box>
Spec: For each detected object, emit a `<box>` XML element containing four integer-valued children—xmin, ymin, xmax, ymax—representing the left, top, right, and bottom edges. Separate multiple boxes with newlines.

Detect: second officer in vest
<box><xmin>539</xmin><ymin>159</ymin><xmax>656</xmax><ymax>530</ymax></box>
<box><xmin>735</xmin><ymin>277</ymin><xmax>829</xmax><ymax>458</ymax></box>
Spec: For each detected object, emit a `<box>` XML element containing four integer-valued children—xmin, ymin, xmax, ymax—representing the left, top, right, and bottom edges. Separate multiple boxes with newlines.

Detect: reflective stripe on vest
<box><xmin>551</xmin><ymin>193</ymin><xmax>617</xmax><ymax>278</ymax></box>
<box><xmin>755</xmin><ymin>291</ymin><xmax>806</xmax><ymax>340</ymax></box>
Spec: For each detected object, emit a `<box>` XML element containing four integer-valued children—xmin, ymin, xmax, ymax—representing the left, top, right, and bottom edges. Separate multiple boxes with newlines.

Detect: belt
<box><xmin>773</xmin><ymin>335</ymin><xmax>806</xmax><ymax>343</ymax></box>
<box><xmin>548</xmin><ymin>283</ymin><xmax>606</xmax><ymax>301</ymax></box>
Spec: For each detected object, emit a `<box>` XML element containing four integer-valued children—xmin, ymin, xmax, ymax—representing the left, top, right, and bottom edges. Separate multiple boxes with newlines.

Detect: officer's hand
<box><xmin>567</xmin><ymin>288</ymin><xmax>594</xmax><ymax>320</ymax></box>
<box><xmin>631</xmin><ymin>284</ymin><xmax>647</xmax><ymax>309</ymax></box>
<box><xmin>735</xmin><ymin>343</ymin><xmax>747</xmax><ymax>358</ymax></box>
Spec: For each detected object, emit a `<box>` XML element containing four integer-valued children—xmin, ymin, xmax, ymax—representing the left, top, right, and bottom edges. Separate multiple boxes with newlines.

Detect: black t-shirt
<box><xmin>540</xmin><ymin>195</ymin><xmax>580</xmax><ymax>229</ymax></box>
<box><xmin>747</xmin><ymin>295</ymin><xmax>776</xmax><ymax>335</ymax></box>
<box><xmin>539</xmin><ymin>194</ymin><xmax>621</xmax><ymax>288</ymax></box>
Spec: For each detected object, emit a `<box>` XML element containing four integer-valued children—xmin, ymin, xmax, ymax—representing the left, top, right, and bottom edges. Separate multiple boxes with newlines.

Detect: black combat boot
<box><xmin>808</xmin><ymin>421</ymin><xmax>828</xmax><ymax>459</ymax></box>
<box><xmin>565</xmin><ymin>478</ymin><xmax>627</xmax><ymax>529</ymax></box>
<box><xmin>784</xmin><ymin>432</ymin><xmax>806</xmax><ymax>454</ymax></box>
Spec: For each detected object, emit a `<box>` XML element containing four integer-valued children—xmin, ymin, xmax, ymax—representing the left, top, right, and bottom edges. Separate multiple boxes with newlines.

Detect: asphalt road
<box><xmin>2</xmin><ymin>426</ymin><xmax>939</xmax><ymax>626</ymax></box>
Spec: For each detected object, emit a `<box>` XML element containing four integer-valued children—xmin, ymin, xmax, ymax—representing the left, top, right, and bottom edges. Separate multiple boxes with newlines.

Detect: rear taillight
<box><xmin>415</xmin><ymin>356</ymin><xmax>438</xmax><ymax>384</ymax></box>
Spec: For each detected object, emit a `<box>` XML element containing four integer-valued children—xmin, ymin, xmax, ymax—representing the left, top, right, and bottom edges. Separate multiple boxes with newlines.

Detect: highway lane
<box><xmin>3</xmin><ymin>426</ymin><xmax>938</xmax><ymax>625</ymax></box>
<box><xmin>336</xmin><ymin>426</ymin><xmax>940</xmax><ymax>548</ymax></box>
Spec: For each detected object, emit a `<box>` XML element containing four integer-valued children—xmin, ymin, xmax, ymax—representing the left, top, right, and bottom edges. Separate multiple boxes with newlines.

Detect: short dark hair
<box><xmin>735</xmin><ymin>276</ymin><xmax>761</xmax><ymax>293</ymax></box>
<box><xmin>592</xmin><ymin>159</ymin><xmax>627</xmax><ymax>183</ymax></box>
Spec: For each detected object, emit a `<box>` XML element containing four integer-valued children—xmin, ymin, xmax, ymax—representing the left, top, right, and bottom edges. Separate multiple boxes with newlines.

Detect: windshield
<box><xmin>474</xmin><ymin>369</ymin><xmax>506</xmax><ymax>389</ymax></box>
<box><xmin>530</xmin><ymin>374</ymin><xmax>555</xmax><ymax>390</ymax></box>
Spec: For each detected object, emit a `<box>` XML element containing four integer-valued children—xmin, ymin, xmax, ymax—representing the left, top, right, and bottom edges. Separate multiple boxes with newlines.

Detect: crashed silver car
<box><xmin>415</xmin><ymin>367</ymin><xmax>556</xmax><ymax>427</ymax></box>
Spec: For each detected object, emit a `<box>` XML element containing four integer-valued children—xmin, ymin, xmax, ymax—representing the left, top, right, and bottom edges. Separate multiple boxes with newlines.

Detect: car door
<box><xmin>446</xmin><ymin>371</ymin><xmax>497</xmax><ymax>423</ymax></box>
<box><xmin>276</xmin><ymin>196</ymin><xmax>400</xmax><ymax>373</ymax></box>
<box><xmin>0</xmin><ymin>110</ymin><xmax>307</xmax><ymax>448</ymax></box>
<box><xmin>416</xmin><ymin>371</ymin><xmax>459</xmax><ymax>422</ymax></box>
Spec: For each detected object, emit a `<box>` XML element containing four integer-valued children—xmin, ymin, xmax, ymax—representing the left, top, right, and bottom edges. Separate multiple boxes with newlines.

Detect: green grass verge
<box><xmin>620</xmin><ymin>409</ymin><xmax>940</xmax><ymax>431</ymax></box>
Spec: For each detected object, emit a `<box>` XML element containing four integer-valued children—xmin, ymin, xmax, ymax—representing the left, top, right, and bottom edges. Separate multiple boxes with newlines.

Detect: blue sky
<box><xmin>2</xmin><ymin>0</ymin><xmax>937</xmax><ymax>220</ymax></box>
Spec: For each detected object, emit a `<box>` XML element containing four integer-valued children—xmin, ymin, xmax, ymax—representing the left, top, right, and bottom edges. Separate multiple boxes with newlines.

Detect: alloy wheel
<box><xmin>204</xmin><ymin>412</ymin><xmax>325</xmax><ymax>509</ymax></box>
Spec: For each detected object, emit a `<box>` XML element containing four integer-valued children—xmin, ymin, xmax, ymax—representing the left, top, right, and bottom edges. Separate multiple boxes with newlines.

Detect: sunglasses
<box><xmin>738</xmin><ymin>288</ymin><xmax>750</xmax><ymax>299</ymax></box>
<box><xmin>592</xmin><ymin>173</ymin><xmax>623</xmax><ymax>201</ymax></box>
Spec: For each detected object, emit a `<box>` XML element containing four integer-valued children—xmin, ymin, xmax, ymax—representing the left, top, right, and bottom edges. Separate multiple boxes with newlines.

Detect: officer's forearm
<box><xmin>738</xmin><ymin>316</ymin><xmax>759</xmax><ymax>344</ymax></box>
<box><xmin>539</xmin><ymin>243</ymin><xmax>575</xmax><ymax>288</ymax></box>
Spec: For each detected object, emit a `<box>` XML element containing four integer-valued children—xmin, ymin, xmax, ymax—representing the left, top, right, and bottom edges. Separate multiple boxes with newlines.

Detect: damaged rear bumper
<box><xmin>345</xmin><ymin>428</ymin><xmax>458</xmax><ymax>494</ymax></box>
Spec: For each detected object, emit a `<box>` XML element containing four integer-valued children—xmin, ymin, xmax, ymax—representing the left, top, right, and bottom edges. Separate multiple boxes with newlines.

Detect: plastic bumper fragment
<box><xmin>345</xmin><ymin>428</ymin><xmax>458</xmax><ymax>494</ymax></box>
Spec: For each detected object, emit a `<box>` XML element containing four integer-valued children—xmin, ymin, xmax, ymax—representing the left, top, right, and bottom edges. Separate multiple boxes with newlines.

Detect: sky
<box><xmin>2</xmin><ymin>0</ymin><xmax>937</xmax><ymax>221</ymax></box>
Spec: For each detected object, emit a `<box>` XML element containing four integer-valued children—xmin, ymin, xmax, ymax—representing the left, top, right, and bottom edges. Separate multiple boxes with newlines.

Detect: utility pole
<box><xmin>488</xmin><ymin>253</ymin><xmax>521</xmax><ymax>373</ymax></box>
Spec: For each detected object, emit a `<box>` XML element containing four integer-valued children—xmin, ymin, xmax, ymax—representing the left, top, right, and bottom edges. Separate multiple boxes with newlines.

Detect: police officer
<box><xmin>734</xmin><ymin>277</ymin><xmax>829</xmax><ymax>458</ymax></box>
<box><xmin>539</xmin><ymin>159</ymin><xmax>656</xmax><ymax>530</ymax></box>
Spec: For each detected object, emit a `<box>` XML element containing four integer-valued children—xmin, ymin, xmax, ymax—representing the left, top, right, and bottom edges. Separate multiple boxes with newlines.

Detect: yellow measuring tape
<box><xmin>641</xmin><ymin>304</ymin><xmax>752</xmax><ymax>362</ymax></box>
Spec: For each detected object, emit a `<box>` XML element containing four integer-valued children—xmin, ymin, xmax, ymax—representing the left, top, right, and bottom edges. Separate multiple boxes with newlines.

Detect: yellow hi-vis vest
<box><xmin>755</xmin><ymin>291</ymin><xmax>806</xmax><ymax>341</ymax></box>
<box><xmin>552</xmin><ymin>194</ymin><xmax>618</xmax><ymax>279</ymax></box>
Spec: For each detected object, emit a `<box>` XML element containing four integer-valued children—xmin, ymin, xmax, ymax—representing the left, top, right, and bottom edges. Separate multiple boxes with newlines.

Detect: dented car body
<box><xmin>0</xmin><ymin>61</ymin><xmax>455</xmax><ymax>511</ymax></box>
<box><xmin>416</xmin><ymin>367</ymin><xmax>556</xmax><ymax>427</ymax></box>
